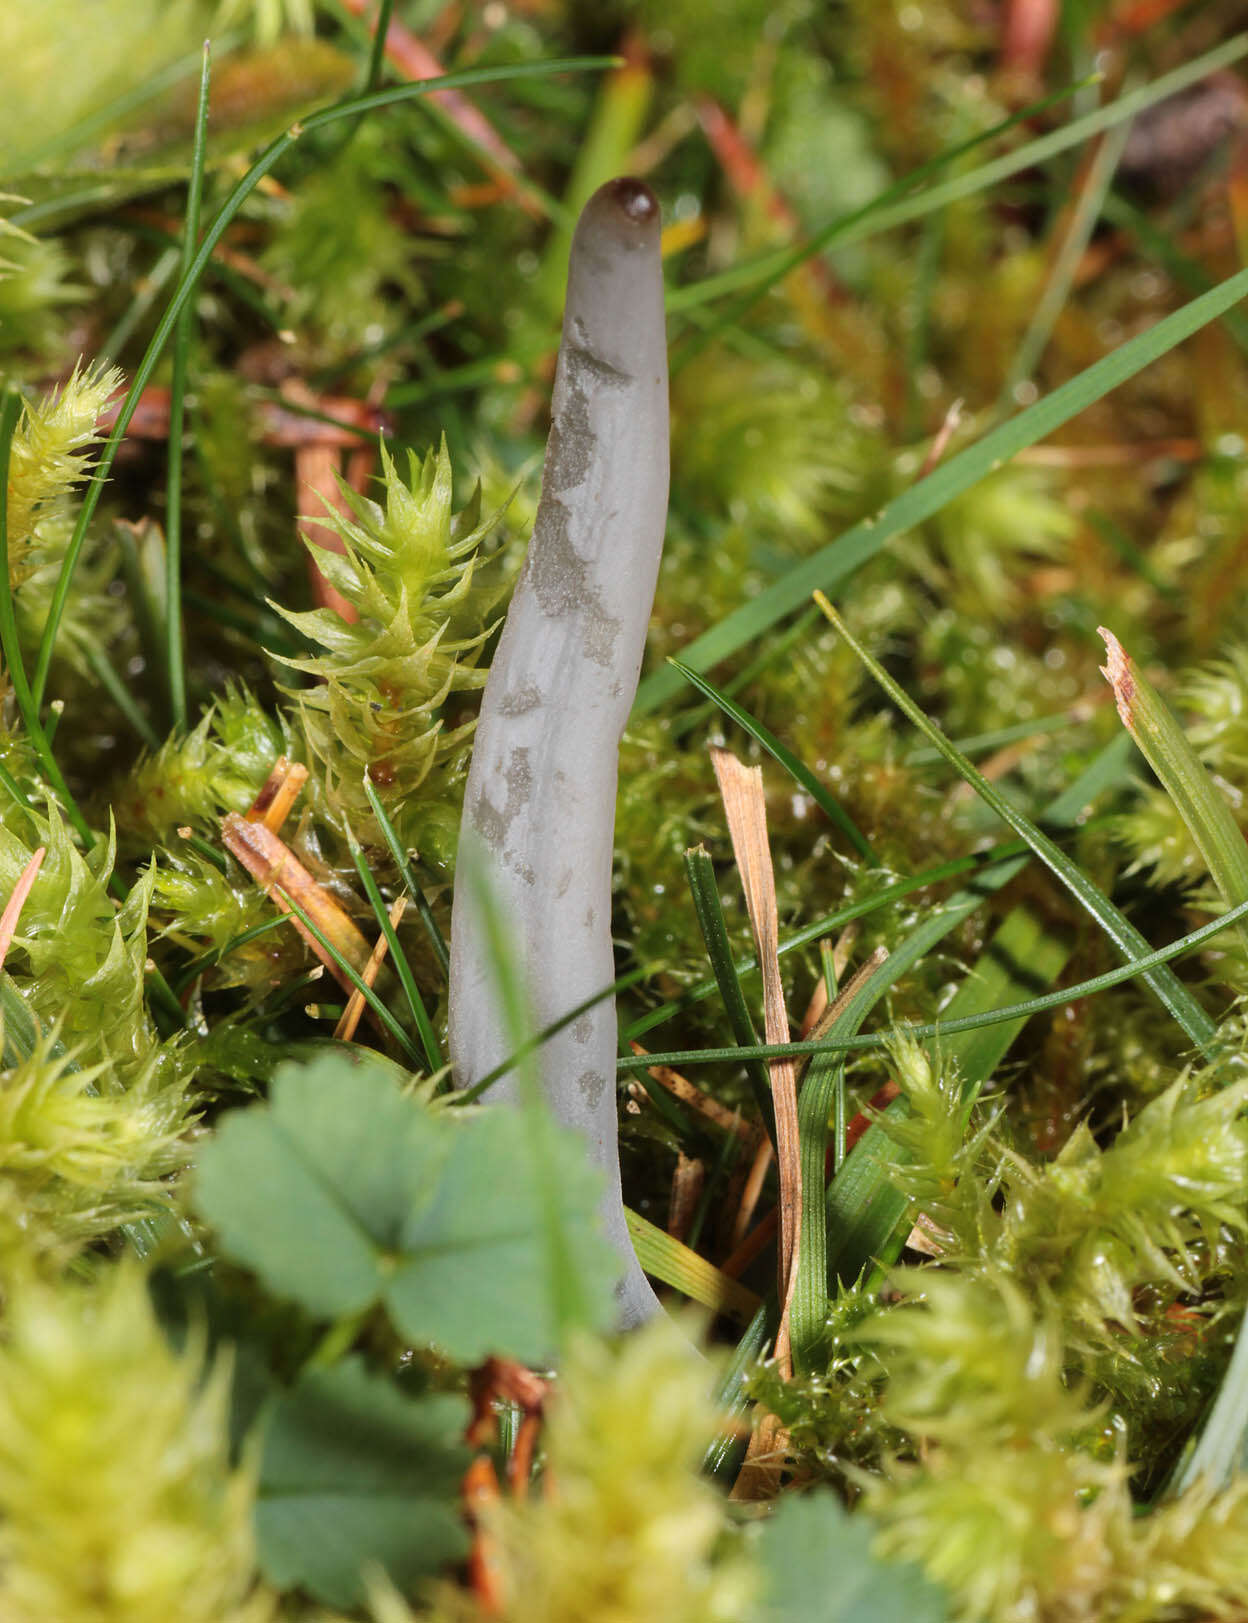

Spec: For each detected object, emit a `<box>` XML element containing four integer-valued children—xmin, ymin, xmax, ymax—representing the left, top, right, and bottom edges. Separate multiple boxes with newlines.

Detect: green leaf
<box><xmin>753</xmin><ymin>1491</ymin><xmax>950</xmax><ymax>1623</ymax></box>
<box><xmin>791</xmin><ymin>952</ymin><xmax>891</xmax><ymax>1373</ymax></box>
<box><xmin>386</xmin><ymin>1104</ymin><xmax>619</xmax><ymax>1364</ymax></box>
<box><xmin>815</xmin><ymin>598</ymin><xmax>1216</xmax><ymax>1052</ymax></box>
<box><xmin>671</xmin><ymin>659</ymin><xmax>876</xmax><ymax>861</ymax></box>
<box><xmin>635</xmin><ymin>261</ymin><xmax>1248</xmax><ymax>718</ymax></box>
<box><xmin>1100</xmin><ymin>627</ymin><xmax>1248</xmax><ymax>956</ymax></box>
<box><xmin>193</xmin><ymin>1052</ymin><xmax>619</xmax><ymax>1363</ymax></box>
<box><xmin>255</xmin><ymin>1357</ymin><xmax>470</xmax><ymax>1608</ymax></box>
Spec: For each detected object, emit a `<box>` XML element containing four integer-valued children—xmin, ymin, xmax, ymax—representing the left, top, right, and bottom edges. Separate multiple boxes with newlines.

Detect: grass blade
<box><xmin>814</xmin><ymin>596</ymin><xmax>1216</xmax><ymax>1052</ymax></box>
<box><xmin>683</xmin><ymin>844</ymin><xmax>775</xmax><ymax>1144</ymax></box>
<box><xmin>790</xmin><ymin>948</ymin><xmax>889</xmax><ymax>1373</ymax></box>
<box><xmin>29</xmin><ymin>54</ymin><xmax>618</xmax><ymax>712</ymax></box>
<box><xmin>1100</xmin><ymin>628</ymin><xmax>1248</xmax><ymax>955</ymax></box>
<box><xmin>347</xmin><ymin>833</ymin><xmax>444</xmax><ymax>1073</ymax></box>
<box><xmin>274</xmin><ymin>886</ymin><xmax>423</xmax><ymax>1069</ymax></box>
<box><xmin>361</xmin><ymin>771</ymin><xmax>450</xmax><ymax>977</ymax></box>
<box><xmin>623</xmin><ymin>1208</ymin><xmax>760</xmax><ymax>1324</ymax></box>
<box><xmin>636</xmin><ymin>262</ymin><xmax>1248</xmax><ymax>717</ymax></box>
<box><xmin>670</xmin><ymin>658</ymin><xmax>876</xmax><ymax>861</ymax></box>
<box><xmin>999</xmin><ymin>116</ymin><xmax>1131</xmax><ymax>408</ymax></box>
<box><xmin>618</xmin><ymin>894</ymin><xmax>1248</xmax><ymax>1074</ymax></box>
<box><xmin>163</xmin><ymin>42</ymin><xmax>211</xmax><ymax>735</ymax></box>
<box><xmin>667</xmin><ymin>36</ymin><xmax>1247</xmax><ymax>318</ymax></box>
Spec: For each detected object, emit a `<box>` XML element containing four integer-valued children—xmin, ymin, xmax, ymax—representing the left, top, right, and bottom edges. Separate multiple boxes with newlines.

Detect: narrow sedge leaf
<box><xmin>623</xmin><ymin>1208</ymin><xmax>761</xmax><ymax>1324</ymax></box>
<box><xmin>362</xmin><ymin>770</ymin><xmax>450</xmax><ymax>976</ymax></box>
<box><xmin>683</xmin><ymin>845</ymin><xmax>776</xmax><ymax>1144</ymax></box>
<box><xmin>635</xmin><ymin>261</ymin><xmax>1248</xmax><ymax>717</ymax></box>
<box><xmin>618</xmin><ymin>894</ymin><xmax>1248</xmax><ymax>1074</ymax></box>
<box><xmin>670</xmin><ymin>659</ymin><xmax>876</xmax><ymax>861</ymax></box>
<box><xmin>164</xmin><ymin>41</ymin><xmax>211</xmax><ymax>734</ymax></box>
<box><xmin>815</xmin><ymin>596</ymin><xmax>1216</xmax><ymax>1052</ymax></box>
<box><xmin>347</xmin><ymin>831</ymin><xmax>443</xmax><ymax>1072</ymax></box>
<box><xmin>790</xmin><ymin>948</ymin><xmax>889</xmax><ymax>1375</ymax></box>
<box><xmin>669</xmin><ymin>34</ymin><xmax>1247</xmax><ymax>317</ymax></box>
<box><xmin>704</xmin><ymin>1301</ymin><xmax>772</xmax><ymax>1483</ymax></box>
<box><xmin>1100</xmin><ymin>627</ymin><xmax>1248</xmax><ymax>953</ymax></box>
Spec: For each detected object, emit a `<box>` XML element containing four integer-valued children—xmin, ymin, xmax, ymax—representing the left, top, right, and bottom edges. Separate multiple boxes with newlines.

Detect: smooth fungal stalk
<box><xmin>448</xmin><ymin>177</ymin><xmax>670</xmax><ymax>1327</ymax></box>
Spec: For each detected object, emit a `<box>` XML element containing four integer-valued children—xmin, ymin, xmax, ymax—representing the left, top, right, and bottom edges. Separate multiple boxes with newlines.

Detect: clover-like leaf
<box><xmin>193</xmin><ymin>1050</ymin><xmax>619</xmax><ymax>1362</ymax></box>
<box><xmin>255</xmin><ymin>1357</ymin><xmax>470</xmax><ymax>1607</ymax></box>
<box><xmin>754</xmin><ymin>1492</ymin><xmax>950</xmax><ymax>1623</ymax></box>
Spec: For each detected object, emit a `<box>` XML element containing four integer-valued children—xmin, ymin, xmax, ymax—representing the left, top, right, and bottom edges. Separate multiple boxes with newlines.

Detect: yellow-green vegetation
<box><xmin>4</xmin><ymin>3</ymin><xmax>1248</xmax><ymax>1620</ymax></box>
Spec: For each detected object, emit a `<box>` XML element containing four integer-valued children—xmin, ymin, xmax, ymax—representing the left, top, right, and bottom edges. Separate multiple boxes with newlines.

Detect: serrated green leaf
<box><xmin>255</xmin><ymin>1356</ymin><xmax>470</xmax><ymax>1608</ymax></box>
<box><xmin>194</xmin><ymin>1051</ymin><xmax>618</xmax><ymax>1362</ymax></box>
<box><xmin>753</xmin><ymin>1491</ymin><xmax>950</xmax><ymax>1623</ymax></box>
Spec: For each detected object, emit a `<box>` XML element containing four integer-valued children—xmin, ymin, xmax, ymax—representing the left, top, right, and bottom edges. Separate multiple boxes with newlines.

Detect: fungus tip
<box><xmin>604</xmin><ymin>175</ymin><xmax>659</xmax><ymax>224</ymax></box>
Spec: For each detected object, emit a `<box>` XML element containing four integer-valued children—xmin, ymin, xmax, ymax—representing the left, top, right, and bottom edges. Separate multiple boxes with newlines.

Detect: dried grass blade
<box><xmin>710</xmin><ymin>745</ymin><xmax>800</xmax><ymax>1372</ymax></box>
<box><xmin>0</xmin><ymin>846</ymin><xmax>44</xmax><ymax>971</ymax></box>
<box><xmin>222</xmin><ymin>813</ymin><xmax>372</xmax><ymax>992</ymax></box>
<box><xmin>335</xmin><ymin>895</ymin><xmax>405</xmax><ymax>1043</ymax></box>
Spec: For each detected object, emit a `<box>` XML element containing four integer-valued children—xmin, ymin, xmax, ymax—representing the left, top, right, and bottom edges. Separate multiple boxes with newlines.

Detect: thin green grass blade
<box><xmin>635</xmin><ymin>262</ymin><xmax>1248</xmax><ymax>717</ymax></box>
<box><xmin>624</xmin><ymin>829</ymin><xmax>1095</xmax><ymax>1044</ymax></box>
<box><xmin>346</xmin><ymin>832</ymin><xmax>444</xmax><ymax>1073</ymax></box>
<box><xmin>171</xmin><ymin>913</ymin><xmax>292</xmax><ymax>995</ymax></box>
<box><xmin>620</xmin><ymin>895</ymin><xmax>1248</xmax><ymax>1073</ymax></box>
<box><xmin>670</xmin><ymin>70</ymin><xmax>1099</xmax><ymax>340</ymax></box>
<box><xmin>29</xmin><ymin>55</ymin><xmax>618</xmax><ymax>711</ymax></box>
<box><xmin>1100</xmin><ymin>628</ymin><xmax>1248</xmax><ymax>956</ymax></box>
<box><xmin>670</xmin><ymin>658</ymin><xmax>877</xmax><ymax>861</ymax></box>
<box><xmin>667</xmin><ymin>37</ymin><xmax>1246</xmax><ymax>318</ymax></box>
<box><xmin>361</xmin><ymin>771</ymin><xmax>450</xmax><ymax>977</ymax></box>
<box><xmin>164</xmin><ymin>43</ymin><xmax>212</xmax><ymax>734</ymax></box>
<box><xmin>458</xmin><ymin>963</ymin><xmax>649</xmax><ymax>1105</ymax></box>
<box><xmin>683</xmin><ymin>844</ymin><xmax>776</xmax><ymax>1144</ymax></box>
<box><xmin>669</xmin><ymin>606</ymin><xmax>822</xmax><ymax>742</ymax></box>
<box><xmin>703</xmin><ymin>1300</ymin><xmax>772</xmax><ymax>1483</ymax></box>
<box><xmin>273</xmin><ymin>886</ymin><xmax>423</xmax><ymax>1069</ymax></box>
<box><xmin>791</xmin><ymin>950</ymin><xmax>891</xmax><ymax>1373</ymax></box>
<box><xmin>80</xmin><ymin>644</ymin><xmax>161</xmax><ymax>751</ymax></box>
<box><xmin>815</xmin><ymin>596</ymin><xmax>1216</xmax><ymax>1051</ymax></box>
<box><xmin>999</xmin><ymin>115</ymin><xmax>1130</xmax><ymax>407</ymax></box>
<box><xmin>623</xmin><ymin>1208</ymin><xmax>760</xmax><ymax>1324</ymax></box>
<box><xmin>904</xmin><ymin>707</ymin><xmax>1088</xmax><ymax>766</ymax></box>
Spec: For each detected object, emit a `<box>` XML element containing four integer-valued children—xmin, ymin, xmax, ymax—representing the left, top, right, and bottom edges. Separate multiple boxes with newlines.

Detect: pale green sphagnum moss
<box><xmin>492</xmin><ymin>1317</ymin><xmax>753</xmax><ymax>1623</ymax></box>
<box><xmin>0</xmin><ymin>1264</ymin><xmax>273</xmax><ymax>1623</ymax></box>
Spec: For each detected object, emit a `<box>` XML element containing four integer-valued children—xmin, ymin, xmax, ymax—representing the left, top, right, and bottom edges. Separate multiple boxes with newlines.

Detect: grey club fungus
<box><xmin>448</xmin><ymin>177</ymin><xmax>669</xmax><ymax>1327</ymax></box>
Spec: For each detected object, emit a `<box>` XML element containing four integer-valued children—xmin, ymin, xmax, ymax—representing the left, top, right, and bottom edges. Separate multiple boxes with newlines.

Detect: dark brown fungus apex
<box><xmin>603</xmin><ymin>176</ymin><xmax>659</xmax><ymax>224</ymax></box>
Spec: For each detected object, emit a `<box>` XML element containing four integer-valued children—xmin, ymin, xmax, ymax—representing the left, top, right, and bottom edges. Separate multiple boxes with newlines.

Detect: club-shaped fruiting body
<box><xmin>448</xmin><ymin>178</ymin><xmax>669</xmax><ymax>1326</ymax></box>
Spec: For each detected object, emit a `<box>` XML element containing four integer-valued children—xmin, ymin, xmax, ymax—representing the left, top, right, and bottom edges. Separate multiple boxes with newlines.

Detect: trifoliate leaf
<box><xmin>386</xmin><ymin>1102</ymin><xmax>619</xmax><ymax>1363</ymax></box>
<box><xmin>753</xmin><ymin>1492</ymin><xmax>950</xmax><ymax>1623</ymax></box>
<box><xmin>193</xmin><ymin>1051</ymin><xmax>620</xmax><ymax>1361</ymax></box>
<box><xmin>255</xmin><ymin>1356</ymin><xmax>470</xmax><ymax>1607</ymax></box>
